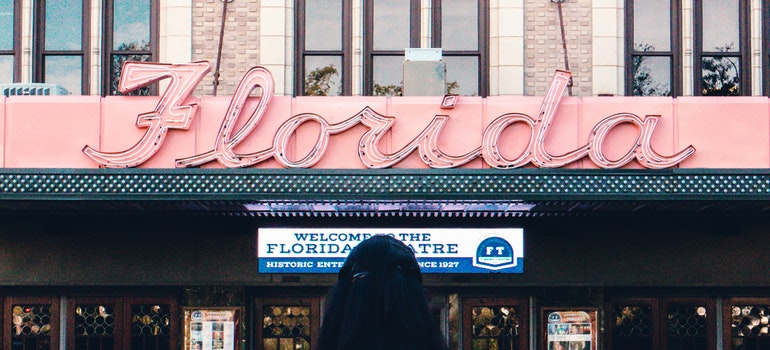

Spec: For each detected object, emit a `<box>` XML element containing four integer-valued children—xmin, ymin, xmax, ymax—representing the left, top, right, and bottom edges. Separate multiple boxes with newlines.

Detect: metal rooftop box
<box><xmin>0</xmin><ymin>83</ymin><xmax>69</xmax><ymax>96</ymax></box>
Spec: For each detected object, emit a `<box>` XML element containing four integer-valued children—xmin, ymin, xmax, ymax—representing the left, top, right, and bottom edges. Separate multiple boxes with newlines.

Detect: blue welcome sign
<box><xmin>257</xmin><ymin>228</ymin><xmax>524</xmax><ymax>274</ymax></box>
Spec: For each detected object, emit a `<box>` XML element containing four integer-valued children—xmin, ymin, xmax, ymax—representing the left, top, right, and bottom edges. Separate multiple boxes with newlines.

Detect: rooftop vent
<box><xmin>0</xmin><ymin>83</ymin><xmax>69</xmax><ymax>97</ymax></box>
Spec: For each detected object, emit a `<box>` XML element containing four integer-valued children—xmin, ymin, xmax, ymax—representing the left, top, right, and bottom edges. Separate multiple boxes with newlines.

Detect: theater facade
<box><xmin>0</xmin><ymin>62</ymin><xmax>768</xmax><ymax>350</ymax></box>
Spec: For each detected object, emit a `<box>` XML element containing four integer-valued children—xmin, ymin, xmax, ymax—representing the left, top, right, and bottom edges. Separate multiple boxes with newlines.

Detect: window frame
<box><xmin>102</xmin><ymin>0</ymin><xmax>159</xmax><ymax>96</ymax></box>
<box><xmin>693</xmin><ymin>0</ymin><xmax>749</xmax><ymax>96</ymax></box>
<box><xmin>624</xmin><ymin>0</ymin><xmax>681</xmax><ymax>96</ymax></box>
<box><xmin>431</xmin><ymin>0</ymin><xmax>489</xmax><ymax>97</ymax></box>
<box><xmin>294</xmin><ymin>0</ymin><xmax>352</xmax><ymax>96</ymax></box>
<box><xmin>33</xmin><ymin>0</ymin><xmax>90</xmax><ymax>95</ymax></box>
<box><xmin>363</xmin><ymin>0</ymin><xmax>420</xmax><ymax>96</ymax></box>
<box><xmin>0</xmin><ymin>0</ymin><xmax>20</xmax><ymax>83</ymax></box>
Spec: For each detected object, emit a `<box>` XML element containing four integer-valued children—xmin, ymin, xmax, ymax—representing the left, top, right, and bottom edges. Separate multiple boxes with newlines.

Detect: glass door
<box><xmin>67</xmin><ymin>296</ymin><xmax>177</xmax><ymax>350</ymax></box>
<box><xmin>255</xmin><ymin>297</ymin><xmax>320</xmax><ymax>350</ymax></box>
<box><xmin>608</xmin><ymin>297</ymin><xmax>716</xmax><ymax>350</ymax></box>
<box><xmin>68</xmin><ymin>297</ymin><xmax>121</xmax><ymax>350</ymax></box>
<box><xmin>724</xmin><ymin>298</ymin><xmax>770</xmax><ymax>350</ymax></box>
<box><xmin>463</xmin><ymin>297</ymin><xmax>529</xmax><ymax>350</ymax></box>
<box><xmin>5</xmin><ymin>296</ymin><xmax>59</xmax><ymax>350</ymax></box>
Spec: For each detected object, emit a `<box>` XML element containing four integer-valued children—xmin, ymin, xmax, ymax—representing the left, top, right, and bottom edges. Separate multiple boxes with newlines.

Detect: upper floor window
<box><xmin>694</xmin><ymin>0</ymin><xmax>748</xmax><ymax>96</ymax></box>
<box><xmin>0</xmin><ymin>0</ymin><xmax>18</xmax><ymax>84</ymax></box>
<box><xmin>433</xmin><ymin>0</ymin><xmax>487</xmax><ymax>97</ymax></box>
<box><xmin>625</xmin><ymin>0</ymin><xmax>679</xmax><ymax>96</ymax></box>
<box><xmin>34</xmin><ymin>0</ymin><xmax>89</xmax><ymax>95</ymax></box>
<box><xmin>28</xmin><ymin>0</ymin><xmax>156</xmax><ymax>96</ymax></box>
<box><xmin>296</xmin><ymin>0</ymin><xmax>351</xmax><ymax>96</ymax></box>
<box><xmin>103</xmin><ymin>0</ymin><xmax>157</xmax><ymax>96</ymax></box>
<box><xmin>364</xmin><ymin>0</ymin><xmax>419</xmax><ymax>96</ymax></box>
<box><xmin>296</xmin><ymin>0</ymin><xmax>488</xmax><ymax>97</ymax></box>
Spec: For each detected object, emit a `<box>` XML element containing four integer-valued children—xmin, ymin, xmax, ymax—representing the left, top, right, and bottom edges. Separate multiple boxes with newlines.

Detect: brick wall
<box><xmin>192</xmin><ymin>0</ymin><xmax>260</xmax><ymax>96</ymax></box>
<box><xmin>524</xmin><ymin>0</ymin><xmax>592</xmax><ymax>96</ymax></box>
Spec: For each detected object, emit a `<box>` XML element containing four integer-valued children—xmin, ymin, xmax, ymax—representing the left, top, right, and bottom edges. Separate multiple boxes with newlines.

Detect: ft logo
<box><xmin>547</xmin><ymin>312</ymin><xmax>562</xmax><ymax>323</ymax></box>
<box><xmin>474</xmin><ymin>236</ymin><xmax>517</xmax><ymax>270</ymax></box>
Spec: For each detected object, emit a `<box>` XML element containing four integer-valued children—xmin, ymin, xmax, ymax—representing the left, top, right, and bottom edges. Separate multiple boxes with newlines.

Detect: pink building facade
<box><xmin>3</xmin><ymin>67</ymin><xmax>766</xmax><ymax>171</ymax></box>
<box><xmin>0</xmin><ymin>63</ymin><xmax>769</xmax><ymax>350</ymax></box>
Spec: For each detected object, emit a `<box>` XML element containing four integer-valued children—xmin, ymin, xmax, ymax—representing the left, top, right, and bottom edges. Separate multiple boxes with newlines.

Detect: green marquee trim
<box><xmin>0</xmin><ymin>168</ymin><xmax>768</xmax><ymax>202</ymax></box>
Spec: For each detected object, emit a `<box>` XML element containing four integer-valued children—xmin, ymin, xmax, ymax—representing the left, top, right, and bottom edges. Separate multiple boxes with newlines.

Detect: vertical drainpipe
<box><xmin>213</xmin><ymin>0</ymin><xmax>234</xmax><ymax>96</ymax></box>
<box><xmin>552</xmin><ymin>0</ymin><xmax>573</xmax><ymax>96</ymax></box>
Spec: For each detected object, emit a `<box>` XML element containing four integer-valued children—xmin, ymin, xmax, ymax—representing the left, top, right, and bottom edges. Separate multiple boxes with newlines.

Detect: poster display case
<box><xmin>542</xmin><ymin>308</ymin><xmax>598</xmax><ymax>350</ymax></box>
<box><xmin>183</xmin><ymin>307</ymin><xmax>242</xmax><ymax>350</ymax></box>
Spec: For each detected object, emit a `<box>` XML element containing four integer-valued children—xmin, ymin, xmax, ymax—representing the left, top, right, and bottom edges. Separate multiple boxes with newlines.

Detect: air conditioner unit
<box><xmin>0</xmin><ymin>83</ymin><xmax>69</xmax><ymax>97</ymax></box>
<box><xmin>403</xmin><ymin>48</ymin><xmax>446</xmax><ymax>96</ymax></box>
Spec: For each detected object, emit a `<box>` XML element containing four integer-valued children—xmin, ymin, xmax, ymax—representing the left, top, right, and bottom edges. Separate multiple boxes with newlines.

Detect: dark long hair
<box><xmin>317</xmin><ymin>235</ymin><xmax>448</xmax><ymax>350</ymax></box>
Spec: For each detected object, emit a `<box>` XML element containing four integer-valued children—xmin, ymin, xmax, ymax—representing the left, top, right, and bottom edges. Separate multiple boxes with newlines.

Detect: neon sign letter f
<box><xmin>82</xmin><ymin>61</ymin><xmax>210</xmax><ymax>168</ymax></box>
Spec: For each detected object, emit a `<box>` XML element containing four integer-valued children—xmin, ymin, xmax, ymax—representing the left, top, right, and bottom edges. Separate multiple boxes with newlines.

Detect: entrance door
<box><xmin>68</xmin><ymin>297</ymin><xmax>122</xmax><ymax>350</ymax></box>
<box><xmin>255</xmin><ymin>297</ymin><xmax>320</xmax><ymax>350</ymax></box>
<box><xmin>5</xmin><ymin>296</ymin><xmax>60</xmax><ymax>350</ymax></box>
<box><xmin>723</xmin><ymin>298</ymin><xmax>770</xmax><ymax>350</ymax></box>
<box><xmin>607</xmin><ymin>297</ymin><xmax>716</xmax><ymax>350</ymax></box>
<box><xmin>66</xmin><ymin>296</ymin><xmax>178</xmax><ymax>350</ymax></box>
<box><xmin>463</xmin><ymin>297</ymin><xmax>529</xmax><ymax>350</ymax></box>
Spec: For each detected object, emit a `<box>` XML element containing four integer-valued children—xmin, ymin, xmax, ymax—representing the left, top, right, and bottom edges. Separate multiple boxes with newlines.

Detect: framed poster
<box><xmin>542</xmin><ymin>308</ymin><xmax>598</xmax><ymax>350</ymax></box>
<box><xmin>183</xmin><ymin>307</ymin><xmax>243</xmax><ymax>350</ymax></box>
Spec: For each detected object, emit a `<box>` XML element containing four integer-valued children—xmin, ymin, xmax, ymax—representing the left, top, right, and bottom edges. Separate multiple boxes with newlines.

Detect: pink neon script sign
<box><xmin>82</xmin><ymin>61</ymin><xmax>695</xmax><ymax>169</ymax></box>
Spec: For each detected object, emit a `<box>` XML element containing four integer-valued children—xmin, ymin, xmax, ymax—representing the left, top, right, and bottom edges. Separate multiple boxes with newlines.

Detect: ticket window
<box><xmin>255</xmin><ymin>297</ymin><xmax>320</xmax><ymax>350</ymax></box>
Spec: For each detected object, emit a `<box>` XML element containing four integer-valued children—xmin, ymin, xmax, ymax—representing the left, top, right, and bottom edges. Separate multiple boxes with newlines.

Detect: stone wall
<box><xmin>524</xmin><ymin>0</ymin><xmax>592</xmax><ymax>96</ymax></box>
<box><xmin>192</xmin><ymin>0</ymin><xmax>260</xmax><ymax>96</ymax></box>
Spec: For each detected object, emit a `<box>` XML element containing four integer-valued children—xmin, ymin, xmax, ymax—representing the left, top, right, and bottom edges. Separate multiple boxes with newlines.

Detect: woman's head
<box><xmin>317</xmin><ymin>235</ymin><xmax>446</xmax><ymax>350</ymax></box>
<box><xmin>339</xmin><ymin>234</ymin><xmax>422</xmax><ymax>283</ymax></box>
